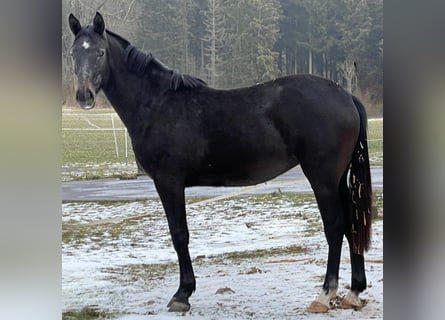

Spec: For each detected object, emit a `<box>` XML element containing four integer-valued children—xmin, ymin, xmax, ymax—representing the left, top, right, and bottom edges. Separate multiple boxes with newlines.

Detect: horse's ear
<box><xmin>69</xmin><ymin>14</ymin><xmax>81</xmax><ymax>36</ymax></box>
<box><xmin>93</xmin><ymin>12</ymin><xmax>105</xmax><ymax>35</ymax></box>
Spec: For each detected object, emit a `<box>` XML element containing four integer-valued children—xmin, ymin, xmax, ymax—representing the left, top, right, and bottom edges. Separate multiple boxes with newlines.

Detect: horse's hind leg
<box><xmin>301</xmin><ymin>163</ymin><xmax>346</xmax><ymax>313</ymax></box>
<box><xmin>306</xmin><ymin>179</ymin><xmax>345</xmax><ymax>312</ymax></box>
<box><xmin>305</xmin><ymin>166</ymin><xmax>367</xmax><ymax>312</ymax></box>
<box><xmin>339</xmin><ymin>245</ymin><xmax>366</xmax><ymax>309</ymax></box>
<box><xmin>339</xmin><ymin>174</ymin><xmax>367</xmax><ymax>309</ymax></box>
<box><xmin>154</xmin><ymin>178</ymin><xmax>195</xmax><ymax>312</ymax></box>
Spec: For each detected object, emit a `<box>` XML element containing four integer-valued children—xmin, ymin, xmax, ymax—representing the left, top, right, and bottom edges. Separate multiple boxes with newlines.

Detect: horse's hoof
<box><xmin>307</xmin><ymin>301</ymin><xmax>330</xmax><ymax>313</ymax></box>
<box><xmin>338</xmin><ymin>291</ymin><xmax>362</xmax><ymax>310</ymax></box>
<box><xmin>338</xmin><ymin>298</ymin><xmax>362</xmax><ymax>309</ymax></box>
<box><xmin>167</xmin><ymin>297</ymin><xmax>191</xmax><ymax>312</ymax></box>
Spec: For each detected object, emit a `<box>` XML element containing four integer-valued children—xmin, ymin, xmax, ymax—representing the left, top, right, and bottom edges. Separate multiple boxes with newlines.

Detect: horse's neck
<box><xmin>102</xmin><ymin>35</ymin><xmax>178</xmax><ymax>135</ymax></box>
<box><xmin>102</xmin><ymin>45</ymin><xmax>160</xmax><ymax>132</ymax></box>
<box><xmin>101</xmin><ymin>72</ymin><xmax>141</xmax><ymax>131</ymax></box>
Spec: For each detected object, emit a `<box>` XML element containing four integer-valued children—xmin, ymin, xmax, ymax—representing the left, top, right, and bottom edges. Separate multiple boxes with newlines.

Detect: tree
<box><xmin>62</xmin><ymin>0</ymin><xmax>382</xmax><ymax>112</ymax></box>
<box><xmin>276</xmin><ymin>0</ymin><xmax>312</xmax><ymax>76</ymax></box>
<box><xmin>250</xmin><ymin>0</ymin><xmax>282</xmax><ymax>82</ymax></box>
<box><xmin>223</xmin><ymin>0</ymin><xmax>282</xmax><ymax>87</ymax></box>
<box><xmin>202</xmin><ymin>0</ymin><xmax>226</xmax><ymax>87</ymax></box>
<box><xmin>276</xmin><ymin>0</ymin><xmax>382</xmax><ymax>103</ymax></box>
<box><xmin>335</xmin><ymin>0</ymin><xmax>383</xmax><ymax>97</ymax></box>
<box><xmin>136</xmin><ymin>0</ymin><xmax>192</xmax><ymax>73</ymax></box>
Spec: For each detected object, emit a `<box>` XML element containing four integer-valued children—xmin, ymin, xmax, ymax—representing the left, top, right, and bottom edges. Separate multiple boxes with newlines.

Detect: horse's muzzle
<box><xmin>76</xmin><ymin>87</ymin><xmax>96</xmax><ymax>110</ymax></box>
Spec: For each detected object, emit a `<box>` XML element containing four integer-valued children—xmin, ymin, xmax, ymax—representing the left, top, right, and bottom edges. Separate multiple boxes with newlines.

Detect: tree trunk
<box><xmin>201</xmin><ymin>39</ymin><xmax>205</xmax><ymax>79</ymax></box>
<box><xmin>308</xmin><ymin>47</ymin><xmax>312</xmax><ymax>74</ymax></box>
<box><xmin>323</xmin><ymin>52</ymin><xmax>326</xmax><ymax>78</ymax></box>
<box><xmin>294</xmin><ymin>47</ymin><xmax>298</xmax><ymax>74</ymax></box>
<box><xmin>338</xmin><ymin>60</ymin><xmax>355</xmax><ymax>93</ymax></box>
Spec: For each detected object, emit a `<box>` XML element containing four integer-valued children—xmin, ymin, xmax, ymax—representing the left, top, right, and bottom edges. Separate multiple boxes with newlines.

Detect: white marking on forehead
<box><xmin>82</xmin><ymin>40</ymin><xmax>90</xmax><ymax>49</ymax></box>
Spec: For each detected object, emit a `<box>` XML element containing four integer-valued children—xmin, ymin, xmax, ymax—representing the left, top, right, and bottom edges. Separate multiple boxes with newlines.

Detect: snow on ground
<box><xmin>62</xmin><ymin>162</ymin><xmax>138</xmax><ymax>181</ymax></box>
<box><xmin>62</xmin><ymin>195</ymin><xmax>383</xmax><ymax>319</ymax></box>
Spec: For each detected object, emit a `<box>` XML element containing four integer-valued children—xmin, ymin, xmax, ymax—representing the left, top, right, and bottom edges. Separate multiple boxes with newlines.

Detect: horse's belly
<box><xmin>187</xmin><ymin>157</ymin><xmax>299</xmax><ymax>187</ymax></box>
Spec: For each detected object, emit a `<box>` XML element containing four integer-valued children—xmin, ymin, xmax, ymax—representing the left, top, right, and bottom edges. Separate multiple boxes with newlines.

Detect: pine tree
<box><xmin>250</xmin><ymin>0</ymin><xmax>282</xmax><ymax>82</ymax></box>
<box><xmin>137</xmin><ymin>0</ymin><xmax>192</xmax><ymax>72</ymax></box>
<box><xmin>223</xmin><ymin>0</ymin><xmax>282</xmax><ymax>86</ymax></box>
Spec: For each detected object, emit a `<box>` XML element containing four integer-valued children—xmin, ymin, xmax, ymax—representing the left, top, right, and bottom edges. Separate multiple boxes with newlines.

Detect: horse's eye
<box><xmin>98</xmin><ymin>49</ymin><xmax>105</xmax><ymax>57</ymax></box>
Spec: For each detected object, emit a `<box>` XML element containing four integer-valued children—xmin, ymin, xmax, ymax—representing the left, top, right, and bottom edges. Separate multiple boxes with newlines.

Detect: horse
<box><xmin>68</xmin><ymin>12</ymin><xmax>373</xmax><ymax>314</ymax></box>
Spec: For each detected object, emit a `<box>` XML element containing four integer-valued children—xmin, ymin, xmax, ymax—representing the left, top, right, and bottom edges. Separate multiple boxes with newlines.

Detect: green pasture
<box><xmin>62</xmin><ymin>109</ymin><xmax>135</xmax><ymax>165</ymax></box>
<box><xmin>367</xmin><ymin>119</ymin><xmax>383</xmax><ymax>165</ymax></box>
<box><xmin>62</xmin><ymin>108</ymin><xmax>383</xmax><ymax>180</ymax></box>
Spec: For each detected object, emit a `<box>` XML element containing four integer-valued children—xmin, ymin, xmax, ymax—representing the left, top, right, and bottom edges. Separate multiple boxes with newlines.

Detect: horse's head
<box><xmin>69</xmin><ymin>12</ymin><xmax>110</xmax><ymax>110</ymax></box>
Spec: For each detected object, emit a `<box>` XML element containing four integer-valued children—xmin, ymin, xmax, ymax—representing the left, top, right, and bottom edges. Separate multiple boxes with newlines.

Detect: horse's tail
<box><xmin>348</xmin><ymin>96</ymin><xmax>373</xmax><ymax>254</ymax></box>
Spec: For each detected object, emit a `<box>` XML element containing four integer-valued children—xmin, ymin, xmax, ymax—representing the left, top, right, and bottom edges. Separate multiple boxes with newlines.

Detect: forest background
<box><xmin>62</xmin><ymin>0</ymin><xmax>382</xmax><ymax>116</ymax></box>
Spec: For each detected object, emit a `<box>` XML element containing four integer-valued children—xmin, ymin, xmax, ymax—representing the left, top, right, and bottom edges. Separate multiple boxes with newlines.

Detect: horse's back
<box><xmin>199</xmin><ymin>74</ymin><xmax>359</xmax><ymax>129</ymax></box>
<box><xmin>199</xmin><ymin>74</ymin><xmax>360</xmax><ymax>156</ymax></box>
<box><xmin>268</xmin><ymin>74</ymin><xmax>359</xmax><ymax>128</ymax></box>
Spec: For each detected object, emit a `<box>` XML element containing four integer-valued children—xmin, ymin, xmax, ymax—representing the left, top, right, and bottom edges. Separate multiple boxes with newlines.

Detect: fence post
<box><xmin>111</xmin><ymin>115</ymin><xmax>119</xmax><ymax>158</ymax></box>
<box><xmin>125</xmin><ymin>127</ymin><xmax>128</xmax><ymax>164</ymax></box>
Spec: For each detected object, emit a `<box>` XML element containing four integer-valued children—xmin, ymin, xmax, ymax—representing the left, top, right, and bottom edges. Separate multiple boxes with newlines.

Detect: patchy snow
<box><xmin>62</xmin><ymin>162</ymin><xmax>138</xmax><ymax>181</ymax></box>
<box><xmin>62</xmin><ymin>196</ymin><xmax>383</xmax><ymax>319</ymax></box>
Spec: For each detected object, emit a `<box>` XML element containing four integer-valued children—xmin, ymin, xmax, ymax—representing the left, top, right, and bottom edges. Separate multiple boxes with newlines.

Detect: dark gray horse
<box><xmin>69</xmin><ymin>12</ymin><xmax>372</xmax><ymax>314</ymax></box>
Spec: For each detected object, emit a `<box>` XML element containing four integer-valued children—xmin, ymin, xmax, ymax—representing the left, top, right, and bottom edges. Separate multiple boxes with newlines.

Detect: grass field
<box><xmin>367</xmin><ymin>118</ymin><xmax>383</xmax><ymax>165</ymax></box>
<box><xmin>62</xmin><ymin>108</ymin><xmax>383</xmax><ymax>180</ymax></box>
<box><xmin>62</xmin><ymin>109</ymin><xmax>134</xmax><ymax>164</ymax></box>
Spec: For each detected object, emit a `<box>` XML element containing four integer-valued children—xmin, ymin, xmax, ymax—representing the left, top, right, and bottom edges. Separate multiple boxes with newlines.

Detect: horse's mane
<box><xmin>106</xmin><ymin>30</ymin><xmax>207</xmax><ymax>91</ymax></box>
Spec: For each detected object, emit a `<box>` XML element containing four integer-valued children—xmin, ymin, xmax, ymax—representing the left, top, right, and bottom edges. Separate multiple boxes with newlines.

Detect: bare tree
<box><xmin>337</xmin><ymin>60</ymin><xmax>357</xmax><ymax>94</ymax></box>
<box><xmin>202</xmin><ymin>0</ymin><xmax>226</xmax><ymax>87</ymax></box>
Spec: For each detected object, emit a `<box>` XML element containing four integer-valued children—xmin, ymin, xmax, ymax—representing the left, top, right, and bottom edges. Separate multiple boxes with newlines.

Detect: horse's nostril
<box><xmin>76</xmin><ymin>88</ymin><xmax>95</xmax><ymax>109</ymax></box>
<box><xmin>76</xmin><ymin>88</ymin><xmax>93</xmax><ymax>101</ymax></box>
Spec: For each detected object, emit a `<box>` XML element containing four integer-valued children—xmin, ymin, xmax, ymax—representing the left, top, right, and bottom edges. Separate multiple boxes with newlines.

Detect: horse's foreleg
<box><xmin>154</xmin><ymin>179</ymin><xmax>195</xmax><ymax>312</ymax></box>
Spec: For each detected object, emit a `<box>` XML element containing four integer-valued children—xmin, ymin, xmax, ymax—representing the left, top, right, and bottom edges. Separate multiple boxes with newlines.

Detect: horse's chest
<box><xmin>131</xmin><ymin>129</ymin><xmax>205</xmax><ymax>174</ymax></box>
